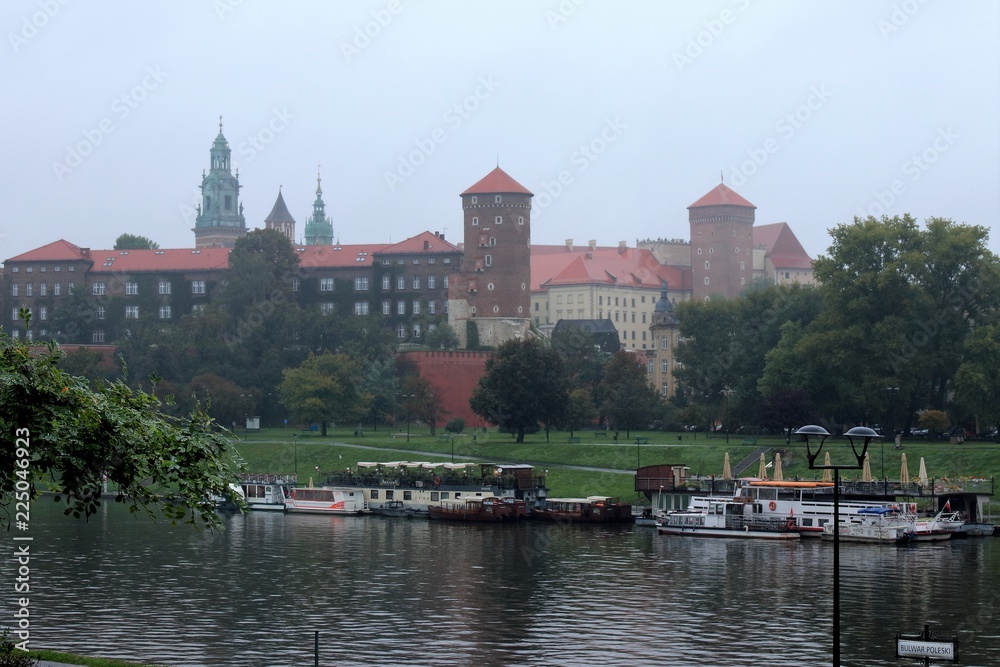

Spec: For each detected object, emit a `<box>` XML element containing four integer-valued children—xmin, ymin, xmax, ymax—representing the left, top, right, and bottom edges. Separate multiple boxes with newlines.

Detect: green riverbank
<box><xmin>232</xmin><ymin>426</ymin><xmax>1000</xmax><ymax>510</ymax></box>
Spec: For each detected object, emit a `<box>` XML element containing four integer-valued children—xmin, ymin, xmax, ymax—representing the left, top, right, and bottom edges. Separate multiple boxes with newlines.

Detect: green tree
<box><xmin>469</xmin><ymin>338</ymin><xmax>569</xmax><ymax>443</ymax></box>
<box><xmin>597</xmin><ymin>351</ymin><xmax>661</xmax><ymax>439</ymax></box>
<box><xmin>954</xmin><ymin>324</ymin><xmax>1000</xmax><ymax>436</ymax></box>
<box><xmin>114</xmin><ymin>233</ymin><xmax>159</xmax><ymax>250</ymax></box>
<box><xmin>278</xmin><ymin>352</ymin><xmax>368</xmax><ymax>436</ymax></box>
<box><xmin>188</xmin><ymin>373</ymin><xmax>256</xmax><ymax>428</ymax></box>
<box><xmin>564</xmin><ymin>387</ymin><xmax>597</xmax><ymax>437</ymax></box>
<box><xmin>57</xmin><ymin>346</ymin><xmax>118</xmax><ymax>388</ymax></box>
<box><xmin>917</xmin><ymin>409</ymin><xmax>950</xmax><ymax>440</ymax></box>
<box><xmin>402</xmin><ymin>375</ymin><xmax>447</xmax><ymax>436</ymax></box>
<box><xmin>1</xmin><ymin>317</ymin><xmax>241</xmax><ymax>530</ymax></box>
<box><xmin>425</xmin><ymin>322</ymin><xmax>459</xmax><ymax>350</ymax></box>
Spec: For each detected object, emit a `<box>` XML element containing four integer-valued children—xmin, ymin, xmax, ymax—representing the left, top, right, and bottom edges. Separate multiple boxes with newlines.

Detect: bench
<box><xmin>742</xmin><ymin>438</ymin><xmax>758</xmax><ymax>446</ymax></box>
<box><xmin>635</xmin><ymin>436</ymin><xmax>648</xmax><ymax>444</ymax></box>
<box><xmin>567</xmin><ymin>436</ymin><xmax>581</xmax><ymax>443</ymax></box>
<box><xmin>437</xmin><ymin>435</ymin><xmax>451</xmax><ymax>442</ymax></box>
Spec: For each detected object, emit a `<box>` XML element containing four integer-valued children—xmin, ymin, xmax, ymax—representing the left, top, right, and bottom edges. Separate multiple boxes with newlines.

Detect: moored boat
<box><xmin>657</xmin><ymin>498</ymin><xmax>801</xmax><ymax>539</ymax></box>
<box><xmin>911</xmin><ymin>508</ymin><xmax>964</xmax><ymax>542</ymax></box>
<box><xmin>533</xmin><ymin>496</ymin><xmax>634</xmax><ymax>524</ymax></box>
<box><xmin>821</xmin><ymin>506</ymin><xmax>912</xmax><ymax>544</ymax></box>
<box><xmin>373</xmin><ymin>499</ymin><xmax>421</xmax><ymax>519</ymax></box>
<box><xmin>285</xmin><ymin>486</ymin><xmax>369</xmax><ymax>515</ymax></box>
<box><xmin>427</xmin><ymin>496</ymin><xmax>524</xmax><ymax>522</ymax></box>
<box><xmin>238</xmin><ymin>473</ymin><xmax>294</xmax><ymax>512</ymax></box>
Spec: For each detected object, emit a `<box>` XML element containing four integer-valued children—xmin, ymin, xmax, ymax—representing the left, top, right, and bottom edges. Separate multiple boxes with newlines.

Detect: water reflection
<box><xmin>1</xmin><ymin>501</ymin><xmax>997</xmax><ymax>666</ymax></box>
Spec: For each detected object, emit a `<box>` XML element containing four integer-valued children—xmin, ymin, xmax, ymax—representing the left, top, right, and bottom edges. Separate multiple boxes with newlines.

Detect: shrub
<box><xmin>445</xmin><ymin>418</ymin><xmax>465</xmax><ymax>434</ymax></box>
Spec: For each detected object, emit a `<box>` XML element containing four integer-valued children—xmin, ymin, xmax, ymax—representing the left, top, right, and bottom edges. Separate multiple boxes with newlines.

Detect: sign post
<box><xmin>895</xmin><ymin>625</ymin><xmax>959</xmax><ymax>664</ymax></box>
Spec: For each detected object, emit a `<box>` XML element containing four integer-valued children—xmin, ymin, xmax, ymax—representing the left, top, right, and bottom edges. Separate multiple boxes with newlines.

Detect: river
<box><xmin>3</xmin><ymin>500</ymin><xmax>998</xmax><ymax>666</ymax></box>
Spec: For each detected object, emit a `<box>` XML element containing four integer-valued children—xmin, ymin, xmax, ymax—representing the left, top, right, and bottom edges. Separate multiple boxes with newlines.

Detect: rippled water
<box><xmin>3</xmin><ymin>501</ymin><xmax>998</xmax><ymax>666</ymax></box>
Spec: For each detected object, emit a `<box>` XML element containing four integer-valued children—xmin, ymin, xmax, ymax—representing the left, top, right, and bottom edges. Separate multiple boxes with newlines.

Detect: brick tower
<box><xmin>688</xmin><ymin>183</ymin><xmax>755</xmax><ymax>300</ymax></box>
<box><xmin>449</xmin><ymin>166</ymin><xmax>534</xmax><ymax>347</ymax></box>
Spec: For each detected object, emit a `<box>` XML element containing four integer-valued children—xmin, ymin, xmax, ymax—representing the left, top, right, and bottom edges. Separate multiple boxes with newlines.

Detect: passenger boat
<box><xmin>427</xmin><ymin>496</ymin><xmax>525</xmax><ymax>522</ymax></box>
<box><xmin>237</xmin><ymin>473</ymin><xmax>294</xmax><ymax>511</ymax></box>
<box><xmin>533</xmin><ymin>496</ymin><xmax>634</xmax><ymax>524</ymax></box>
<box><xmin>284</xmin><ymin>487</ymin><xmax>369</xmax><ymax>515</ymax></box>
<box><xmin>321</xmin><ymin>461</ymin><xmax>547</xmax><ymax>516</ymax></box>
<box><xmin>821</xmin><ymin>506</ymin><xmax>913</xmax><ymax>544</ymax></box>
<box><xmin>657</xmin><ymin>497</ymin><xmax>801</xmax><ymax>539</ymax></box>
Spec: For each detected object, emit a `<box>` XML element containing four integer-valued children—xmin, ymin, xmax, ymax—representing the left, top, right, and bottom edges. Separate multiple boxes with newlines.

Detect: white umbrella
<box><xmin>822</xmin><ymin>451</ymin><xmax>832</xmax><ymax>482</ymax></box>
<box><xmin>773</xmin><ymin>452</ymin><xmax>784</xmax><ymax>481</ymax></box>
<box><xmin>722</xmin><ymin>453</ymin><xmax>732</xmax><ymax>480</ymax></box>
<box><xmin>918</xmin><ymin>457</ymin><xmax>929</xmax><ymax>488</ymax></box>
<box><xmin>900</xmin><ymin>453</ymin><xmax>909</xmax><ymax>484</ymax></box>
<box><xmin>757</xmin><ymin>452</ymin><xmax>767</xmax><ymax>479</ymax></box>
<box><xmin>861</xmin><ymin>452</ymin><xmax>872</xmax><ymax>482</ymax></box>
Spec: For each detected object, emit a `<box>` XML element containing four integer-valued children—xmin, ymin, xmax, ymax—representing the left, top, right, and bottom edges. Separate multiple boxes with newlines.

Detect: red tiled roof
<box><xmin>293</xmin><ymin>243</ymin><xmax>389</xmax><ymax>268</ymax></box>
<box><xmin>461</xmin><ymin>167</ymin><xmax>533</xmax><ymax>196</ymax></box>
<box><xmin>531</xmin><ymin>246</ymin><xmax>688</xmax><ymax>292</ymax></box>
<box><xmin>5</xmin><ymin>239</ymin><xmax>88</xmax><ymax>263</ymax></box>
<box><xmin>88</xmin><ymin>248</ymin><xmax>232</xmax><ymax>273</ymax></box>
<box><xmin>753</xmin><ymin>223</ymin><xmax>814</xmax><ymax>269</ymax></box>
<box><xmin>378</xmin><ymin>231</ymin><xmax>461</xmax><ymax>254</ymax></box>
<box><xmin>688</xmin><ymin>183</ymin><xmax>755</xmax><ymax>209</ymax></box>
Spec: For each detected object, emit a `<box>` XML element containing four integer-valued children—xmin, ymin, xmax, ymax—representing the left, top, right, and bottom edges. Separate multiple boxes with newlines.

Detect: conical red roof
<box><xmin>688</xmin><ymin>183</ymin><xmax>755</xmax><ymax>209</ymax></box>
<box><xmin>461</xmin><ymin>167</ymin><xmax>533</xmax><ymax>196</ymax></box>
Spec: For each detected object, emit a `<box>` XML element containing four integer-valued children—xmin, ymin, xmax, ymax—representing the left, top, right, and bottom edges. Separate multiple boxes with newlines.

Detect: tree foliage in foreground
<box><xmin>0</xmin><ymin>319</ymin><xmax>243</xmax><ymax>531</ymax></box>
<box><xmin>470</xmin><ymin>338</ymin><xmax>569</xmax><ymax>443</ymax></box>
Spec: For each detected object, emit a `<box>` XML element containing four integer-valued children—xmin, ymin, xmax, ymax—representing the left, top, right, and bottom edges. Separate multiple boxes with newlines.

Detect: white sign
<box><xmin>897</xmin><ymin>639</ymin><xmax>956</xmax><ymax>660</ymax></box>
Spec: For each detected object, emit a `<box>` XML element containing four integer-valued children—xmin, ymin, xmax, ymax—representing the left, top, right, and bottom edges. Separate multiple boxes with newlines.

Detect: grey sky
<box><xmin>3</xmin><ymin>1</ymin><xmax>998</xmax><ymax>262</ymax></box>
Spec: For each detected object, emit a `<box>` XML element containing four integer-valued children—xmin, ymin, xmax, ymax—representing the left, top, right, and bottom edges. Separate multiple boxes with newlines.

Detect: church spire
<box><xmin>193</xmin><ymin>118</ymin><xmax>247</xmax><ymax>248</ymax></box>
<box><xmin>304</xmin><ymin>162</ymin><xmax>334</xmax><ymax>245</ymax></box>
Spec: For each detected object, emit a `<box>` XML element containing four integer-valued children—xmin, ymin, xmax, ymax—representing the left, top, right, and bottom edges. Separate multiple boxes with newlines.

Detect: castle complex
<box><xmin>3</xmin><ymin>122</ymin><xmax>815</xmax><ymax>403</ymax></box>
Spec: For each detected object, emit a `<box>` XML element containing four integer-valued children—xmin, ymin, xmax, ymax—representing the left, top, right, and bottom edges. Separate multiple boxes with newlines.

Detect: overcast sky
<box><xmin>3</xmin><ymin>1</ymin><xmax>998</xmax><ymax>263</ymax></box>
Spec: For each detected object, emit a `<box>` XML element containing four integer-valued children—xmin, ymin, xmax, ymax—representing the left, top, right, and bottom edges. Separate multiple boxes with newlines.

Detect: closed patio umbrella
<box><xmin>722</xmin><ymin>452</ymin><xmax>732</xmax><ymax>480</ymax></box>
<box><xmin>822</xmin><ymin>451</ymin><xmax>832</xmax><ymax>482</ymax></box>
<box><xmin>757</xmin><ymin>452</ymin><xmax>767</xmax><ymax>479</ymax></box>
<box><xmin>773</xmin><ymin>452</ymin><xmax>784</xmax><ymax>481</ymax></box>
<box><xmin>900</xmin><ymin>452</ymin><xmax>909</xmax><ymax>484</ymax></box>
<box><xmin>861</xmin><ymin>452</ymin><xmax>872</xmax><ymax>482</ymax></box>
<box><xmin>918</xmin><ymin>457</ymin><xmax>929</xmax><ymax>488</ymax></box>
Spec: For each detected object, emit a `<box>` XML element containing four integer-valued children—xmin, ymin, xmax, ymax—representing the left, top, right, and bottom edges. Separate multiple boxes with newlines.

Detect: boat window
<box><xmin>441</xmin><ymin>492</ymin><xmax>449</xmax><ymax>500</ymax></box>
<box><xmin>371</xmin><ymin>490</ymin><xmax>379</xmax><ymax>499</ymax></box>
<box><xmin>386</xmin><ymin>490</ymin><xmax>394</xmax><ymax>500</ymax></box>
<box><xmin>430</xmin><ymin>492</ymin><xmax>439</xmax><ymax>501</ymax></box>
<box><xmin>403</xmin><ymin>491</ymin><xmax>412</xmax><ymax>500</ymax></box>
<box><xmin>803</xmin><ymin>519</ymin><xmax>813</xmax><ymax>527</ymax></box>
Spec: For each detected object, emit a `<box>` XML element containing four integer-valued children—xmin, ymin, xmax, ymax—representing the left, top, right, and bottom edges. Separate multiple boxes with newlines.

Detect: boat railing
<box><xmin>238</xmin><ymin>473</ymin><xmax>297</xmax><ymax>485</ymax></box>
<box><xmin>725</xmin><ymin>515</ymin><xmax>793</xmax><ymax>532</ymax></box>
<box><xmin>687</xmin><ymin>476</ymin><xmax>994</xmax><ymax>498</ymax></box>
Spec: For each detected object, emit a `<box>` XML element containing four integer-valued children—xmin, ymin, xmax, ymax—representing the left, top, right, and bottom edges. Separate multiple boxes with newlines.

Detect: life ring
<box><xmin>433</xmin><ymin>476</ymin><xmax>441</xmax><ymax>486</ymax></box>
<box><xmin>768</xmin><ymin>501</ymin><xmax>777</xmax><ymax>511</ymax></box>
<box><xmin>786</xmin><ymin>519</ymin><xmax>796</xmax><ymax>530</ymax></box>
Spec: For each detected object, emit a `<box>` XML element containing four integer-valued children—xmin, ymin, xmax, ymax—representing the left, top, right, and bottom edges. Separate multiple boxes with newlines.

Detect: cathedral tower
<box><xmin>193</xmin><ymin>117</ymin><xmax>247</xmax><ymax>248</ymax></box>
<box><xmin>688</xmin><ymin>183</ymin><xmax>755</xmax><ymax>300</ymax></box>
<box><xmin>264</xmin><ymin>188</ymin><xmax>295</xmax><ymax>242</ymax></box>
<box><xmin>304</xmin><ymin>164</ymin><xmax>334</xmax><ymax>245</ymax></box>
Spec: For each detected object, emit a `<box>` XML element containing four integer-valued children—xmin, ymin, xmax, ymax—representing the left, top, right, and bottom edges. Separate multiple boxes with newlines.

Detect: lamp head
<box><xmin>795</xmin><ymin>425</ymin><xmax>830</xmax><ymax>469</ymax></box>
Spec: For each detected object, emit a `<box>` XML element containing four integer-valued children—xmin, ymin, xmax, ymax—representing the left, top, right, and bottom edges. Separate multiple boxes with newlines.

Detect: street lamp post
<box><xmin>292</xmin><ymin>433</ymin><xmax>298</xmax><ymax>476</ymax></box>
<box><xmin>885</xmin><ymin>386</ymin><xmax>899</xmax><ymax>495</ymax></box>
<box><xmin>721</xmin><ymin>387</ymin><xmax>733</xmax><ymax>444</ymax></box>
<box><xmin>796</xmin><ymin>425</ymin><xmax>881</xmax><ymax>667</ymax></box>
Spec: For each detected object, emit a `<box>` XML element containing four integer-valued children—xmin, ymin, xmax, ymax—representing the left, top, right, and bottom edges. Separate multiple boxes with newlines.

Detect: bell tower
<box><xmin>304</xmin><ymin>163</ymin><xmax>334</xmax><ymax>245</ymax></box>
<box><xmin>193</xmin><ymin>117</ymin><xmax>247</xmax><ymax>248</ymax></box>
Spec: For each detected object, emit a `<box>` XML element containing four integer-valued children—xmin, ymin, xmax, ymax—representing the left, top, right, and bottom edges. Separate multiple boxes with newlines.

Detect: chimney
<box><xmin>588</xmin><ymin>239</ymin><xmax>596</xmax><ymax>251</ymax></box>
<box><xmin>565</xmin><ymin>239</ymin><xmax>574</xmax><ymax>252</ymax></box>
<box><xmin>423</xmin><ymin>240</ymin><xmax>430</xmax><ymax>250</ymax></box>
<box><xmin>618</xmin><ymin>240</ymin><xmax>627</xmax><ymax>254</ymax></box>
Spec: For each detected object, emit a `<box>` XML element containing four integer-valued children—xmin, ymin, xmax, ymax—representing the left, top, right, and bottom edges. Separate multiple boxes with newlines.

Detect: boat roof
<box><xmin>858</xmin><ymin>506</ymin><xmax>898</xmax><ymax>515</ymax></box>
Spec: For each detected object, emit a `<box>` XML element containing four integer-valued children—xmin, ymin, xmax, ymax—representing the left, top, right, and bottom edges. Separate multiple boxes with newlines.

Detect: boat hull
<box><xmin>658</xmin><ymin>525</ymin><xmax>800</xmax><ymax>539</ymax></box>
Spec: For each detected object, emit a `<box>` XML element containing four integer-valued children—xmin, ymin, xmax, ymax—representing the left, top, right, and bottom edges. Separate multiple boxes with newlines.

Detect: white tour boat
<box><xmin>237</xmin><ymin>473</ymin><xmax>294</xmax><ymax>511</ymax></box>
<box><xmin>285</xmin><ymin>486</ymin><xmax>369</xmax><ymax>515</ymax></box>
<box><xmin>821</xmin><ymin>506</ymin><xmax>913</xmax><ymax>544</ymax></box>
<box><xmin>657</xmin><ymin>497</ymin><xmax>801</xmax><ymax>540</ymax></box>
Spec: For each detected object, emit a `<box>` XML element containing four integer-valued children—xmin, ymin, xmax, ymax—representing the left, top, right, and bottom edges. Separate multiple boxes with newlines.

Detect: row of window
<box><xmin>324</xmin><ymin>275</ymin><xmax>448</xmax><ymax>292</ymax></box>
<box><xmin>379</xmin><ymin>257</ymin><xmax>451</xmax><ymax>266</ymax></box>
<box><xmin>82</xmin><ymin>321</ymin><xmax>436</xmax><ymax>345</ymax></box>
<box><xmin>471</xmin><ymin>216</ymin><xmax>525</xmax><ymax>226</ymax></box>
<box><xmin>8</xmin><ymin>265</ymin><xmax>76</xmax><ymax>273</ymax></box>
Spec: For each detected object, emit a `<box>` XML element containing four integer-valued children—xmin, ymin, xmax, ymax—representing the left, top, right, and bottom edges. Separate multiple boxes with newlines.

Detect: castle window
<box><xmin>412</xmin><ymin>323</ymin><xmax>421</xmax><ymax>338</ymax></box>
<box><xmin>397</xmin><ymin>301</ymin><xmax>406</xmax><ymax>315</ymax></box>
<box><xmin>355</xmin><ymin>277</ymin><xmax>369</xmax><ymax>291</ymax></box>
<box><xmin>92</xmin><ymin>330</ymin><xmax>105</xmax><ymax>343</ymax></box>
<box><xmin>709</xmin><ymin>247</ymin><xmax>714</xmax><ymax>254</ymax></box>
<box><xmin>427</xmin><ymin>275</ymin><xmax>436</xmax><ymax>289</ymax></box>
<box><xmin>705</xmin><ymin>261</ymin><xmax>710</xmax><ymax>269</ymax></box>
<box><xmin>355</xmin><ymin>301</ymin><xmax>369</xmax><ymax>316</ymax></box>
<box><xmin>661</xmin><ymin>337</ymin><xmax>668</xmax><ymax>349</ymax></box>
<box><xmin>489</xmin><ymin>237</ymin><xmax>497</xmax><ymax>247</ymax></box>
<box><xmin>397</xmin><ymin>325</ymin><xmax>407</xmax><ymax>338</ymax></box>
<box><xmin>518</xmin><ymin>216</ymin><xmax>524</xmax><ymax>225</ymax></box>
<box><xmin>471</xmin><ymin>196</ymin><xmax>477</xmax><ymax>204</ymax></box>
<box><xmin>413</xmin><ymin>300</ymin><xmax>421</xmax><ymax>314</ymax></box>
<box><xmin>412</xmin><ymin>258</ymin><xmax>420</xmax><ymax>265</ymax></box>
<box><xmin>495</xmin><ymin>216</ymin><xmax>502</xmax><ymax>224</ymax></box>
<box><xmin>428</xmin><ymin>300</ymin><xmax>436</xmax><ymax>315</ymax></box>
<box><xmin>697</xmin><ymin>248</ymin><xmax>702</xmax><ymax>255</ymax></box>
<box><xmin>25</xmin><ymin>284</ymin><xmax>32</xmax><ymax>297</ymax></box>
<box><xmin>159</xmin><ymin>306</ymin><xmax>172</xmax><ymax>319</ymax></box>
<box><xmin>96</xmin><ymin>306</ymin><xmax>105</xmax><ymax>320</ymax></box>
<box><xmin>485</xmin><ymin>255</ymin><xmax>492</xmax><ymax>267</ymax></box>
<box><xmin>443</xmin><ymin>276</ymin><xmax>448</xmax><ymax>288</ymax></box>
<box><xmin>740</xmin><ymin>261</ymin><xmax>745</xmax><ymax>270</ymax></box>
<box><xmin>741</xmin><ymin>278</ymin><xmax>746</xmax><ymax>285</ymax></box>
<box><xmin>487</xmin><ymin>283</ymin><xmax>495</xmax><ymax>291</ymax></box>
<box><xmin>39</xmin><ymin>283</ymin><xmax>47</xmax><ymax>296</ymax></box>
<box><xmin>662</xmin><ymin>359</ymin><xmax>669</xmax><ymax>373</ymax></box>
<box><xmin>382</xmin><ymin>300</ymin><xmax>391</xmax><ymax>315</ymax></box>
<box><xmin>53</xmin><ymin>283</ymin><xmax>61</xmax><ymax>296</ymax></box>
<box><xmin>321</xmin><ymin>303</ymin><xmax>335</xmax><ymax>316</ymax></box>
<box><xmin>205</xmin><ymin>196</ymin><xmax>211</xmax><ymax>211</ymax></box>
<box><xmin>472</xmin><ymin>217</ymin><xmax>479</xmax><ymax>226</ymax></box>
<box><xmin>10</xmin><ymin>284</ymin><xmax>17</xmax><ymax>297</ymax></box>
<box><xmin>320</xmin><ymin>278</ymin><xmax>334</xmax><ymax>291</ymax></box>
<box><xmin>704</xmin><ymin>277</ymin><xmax>710</xmax><ymax>285</ymax></box>
<box><xmin>125</xmin><ymin>305</ymin><xmax>139</xmax><ymax>319</ymax></box>
<box><xmin>225</xmin><ymin>195</ymin><xmax>232</xmax><ymax>210</ymax></box>
<box><xmin>493</xmin><ymin>306</ymin><xmax>499</xmax><ymax>313</ymax></box>
<box><xmin>412</xmin><ymin>277</ymin><xmax>420</xmax><ymax>289</ymax></box>
<box><xmin>159</xmin><ymin>281</ymin><xmax>171</xmax><ymax>295</ymax></box>
<box><xmin>382</xmin><ymin>275</ymin><xmax>391</xmax><ymax>290</ymax></box>
<box><xmin>126</xmin><ymin>281</ymin><xmax>138</xmax><ymax>295</ymax></box>
<box><xmin>39</xmin><ymin>306</ymin><xmax>46</xmax><ymax>321</ymax></box>
<box><xmin>495</xmin><ymin>195</ymin><xmax>502</xmax><ymax>203</ymax></box>
<box><xmin>397</xmin><ymin>276</ymin><xmax>405</xmax><ymax>290</ymax></box>
<box><xmin>93</xmin><ymin>282</ymin><xmax>106</xmax><ymax>296</ymax></box>
<box><xmin>289</xmin><ymin>278</ymin><xmax>297</xmax><ymax>292</ymax></box>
